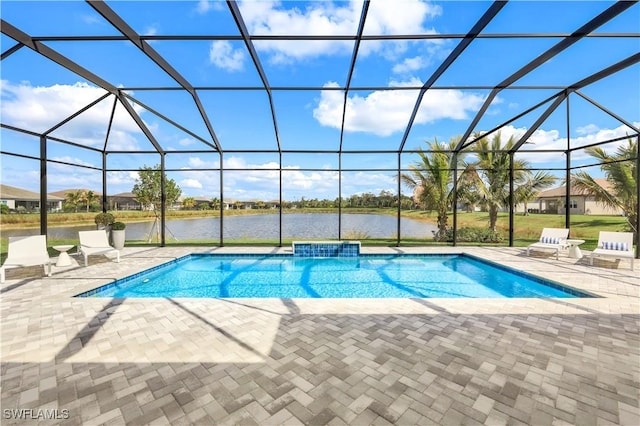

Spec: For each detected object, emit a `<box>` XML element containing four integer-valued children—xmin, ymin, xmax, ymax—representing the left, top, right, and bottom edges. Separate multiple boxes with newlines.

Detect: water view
<box><xmin>4</xmin><ymin>213</ymin><xmax>438</xmax><ymax>241</ymax></box>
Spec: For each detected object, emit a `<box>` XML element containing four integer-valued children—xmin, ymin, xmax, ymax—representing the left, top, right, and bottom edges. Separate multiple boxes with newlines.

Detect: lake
<box><xmin>3</xmin><ymin>213</ymin><xmax>438</xmax><ymax>241</ymax></box>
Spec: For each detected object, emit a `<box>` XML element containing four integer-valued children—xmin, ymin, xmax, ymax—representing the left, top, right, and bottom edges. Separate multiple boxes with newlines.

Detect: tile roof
<box><xmin>536</xmin><ymin>178</ymin><xmax>612</xmax><ymax>198</ymax></box>
<box><xmin>0</xmin><ymin>184</ymin><xmax>64</xmax><ymax>201</ymax></box>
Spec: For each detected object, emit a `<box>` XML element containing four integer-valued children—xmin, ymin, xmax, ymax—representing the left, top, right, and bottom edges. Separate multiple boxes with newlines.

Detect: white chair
<box><xmin>1</xmin><ymin>235</ymin><xmax>52</xmax><ymax>283</ymax></box>
<box><xmin>590</xmin><ymin>231</ymin><xmax>635</xmax><ymax>271</ymax></box>
<box><xmin>526</xmin><ymin>228</ymin><xmax>570</xmax><ymax>260</ymax></box>
<box><xmin>78</xmin><ymin>230</ymin><xmax>120</xmax><ymax>267</ymax></box>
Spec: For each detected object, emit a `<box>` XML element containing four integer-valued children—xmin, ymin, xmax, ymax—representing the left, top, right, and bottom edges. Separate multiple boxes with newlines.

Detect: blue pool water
<box><xmin>78</xmin><ymin>254</ymin><xmax>593</xmax><ymax>299</ymax></box>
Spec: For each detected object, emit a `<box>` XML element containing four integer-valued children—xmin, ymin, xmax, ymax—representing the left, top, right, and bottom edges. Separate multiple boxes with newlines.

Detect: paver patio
<box><xmin>1</xmin><ymin>246</ymin><xmax>638</xmax><ymax>425</ymax></box>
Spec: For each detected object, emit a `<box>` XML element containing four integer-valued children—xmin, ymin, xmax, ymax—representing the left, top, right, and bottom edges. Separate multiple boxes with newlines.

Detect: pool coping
<box><xmin>41</xmin><ymin>245</ymin><xmax>637</xmax><ymax>301</ymax></box>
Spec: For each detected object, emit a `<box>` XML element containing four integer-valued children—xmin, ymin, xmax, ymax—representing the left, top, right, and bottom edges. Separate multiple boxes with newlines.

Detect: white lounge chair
<box><xmin>526</xmin><ymin>228</ymin><xmax>570</xmax><ymax>260</ymax></box>
<box><xmin>78</xmin><ymin>230</ymin><xmax>120</xmax><ymax>267</ymax></box>
<box><xmin>0</xmin><ymin>235</ymin><xmax>52</xmax><ymax>283</ymax></box>
<box><xmin>590</xmin><ymin>231</ymin><xmax>635</xmax><ymax>271</ymax></box>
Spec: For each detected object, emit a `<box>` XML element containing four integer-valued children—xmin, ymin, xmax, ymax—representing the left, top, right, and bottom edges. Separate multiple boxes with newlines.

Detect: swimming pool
<box><xmin>77</xmin><ymin>254</ymin><xmax>593</xmax><ymax>298</ymax></box>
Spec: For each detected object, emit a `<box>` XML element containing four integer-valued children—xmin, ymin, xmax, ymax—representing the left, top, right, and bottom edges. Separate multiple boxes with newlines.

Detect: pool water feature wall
<box><xmin>292</xmin><ymin>241</ymin><xmax>360</xmax><ymax>257</ymax></box>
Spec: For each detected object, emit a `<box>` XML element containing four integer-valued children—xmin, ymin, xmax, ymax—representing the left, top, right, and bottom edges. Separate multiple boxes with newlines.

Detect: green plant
<box><xmin>94</xmin><ymin>212</ymin><xmax>115</xmax><ymax>226</ymax></box>
<box><xmin>112</xmin><ymin>221</ymin><xmax>126</xmax><ymax>231</ymax></box>
<box><xmin>437</xmin><ymin>227</ymin><xmax>504</xmax><ymax>243</ymax></box>
<box><xmin>343</xmin><ymin>230</ymin><xmax>370</xmax><ymax>239</ymax></box>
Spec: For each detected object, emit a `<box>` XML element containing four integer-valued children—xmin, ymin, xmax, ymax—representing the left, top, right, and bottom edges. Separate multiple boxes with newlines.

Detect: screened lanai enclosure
<box><xmin>1</xmin><ymin>0</ymin><xmax>638</xmax><ymax>255</ymax></box>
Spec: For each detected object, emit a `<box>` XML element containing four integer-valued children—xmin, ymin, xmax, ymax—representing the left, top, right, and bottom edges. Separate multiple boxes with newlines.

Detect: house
<box><xmin>49</xmin><ymin>188</ymin><xmax>103</xmax><ymax>211</ymax></box>
<box><xmin>194</xmin><ymin>197</ymin><xmax>213</xmax><ymax>209</ymax></box>
<box><xmin>524</xmin><ymin>178</ymin><xmax>623</xmax><ymax>215</ymax></box>
<box><xmin>108</xmin><ymin>192</ymin><xmax>143</xmax><ymax>211</ymax></box>
<box><xmin>0</xmin><ymin>184</ymin><xmax>64</xmax><ymax>212</ymax></box>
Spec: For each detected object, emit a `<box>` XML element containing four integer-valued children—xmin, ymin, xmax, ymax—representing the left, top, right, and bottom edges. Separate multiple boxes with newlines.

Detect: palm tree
<box><xmin>182</xmin><ymin>197</ymin><xmax>196</xmax><ymax>210</ymax></box>
<box><xmin>65</xmin><ymin>190</ymin><xmax>84</xmax><ymax>213</ymax></box>
<box><xmin>211</xmin><ymin>197</ymin><xmax>221</xmax><ymax>210</ymax></box>
<box><xmin>571</xmin><ymin>137</ymin><xmax>637</xmax><ymax>237</ymax></box>
<box><xmin>401</xmin><ymin>137</ymin><xmax>464</xmax><ymax>238</ymax></box>
<box><xmin>515</xmin><ymin>171</ymin><xmax>557</xmax><ymax>215</ymax></box>
<box><xmin>467</xmin><ymin>132</ymin><xmax>556</xmax><ymax>231</ymax></box>
<box><xmin>84</xmin><ymin>190</ymin><xmax>99</xmax><ymax>212</ymax></box>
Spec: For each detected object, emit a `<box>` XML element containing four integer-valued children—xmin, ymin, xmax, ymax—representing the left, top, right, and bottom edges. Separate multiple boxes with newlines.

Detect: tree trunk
<box><xmin>489</xmin><ymin>206</ymin><xmax>498</xmax><ymax>232</ymax></box>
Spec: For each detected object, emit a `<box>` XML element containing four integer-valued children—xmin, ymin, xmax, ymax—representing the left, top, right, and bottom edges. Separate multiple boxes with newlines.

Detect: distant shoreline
<box><xmin>0</xmin><ymin>208</ymin><xmax>438</xmax><ymax>230</ymax></box>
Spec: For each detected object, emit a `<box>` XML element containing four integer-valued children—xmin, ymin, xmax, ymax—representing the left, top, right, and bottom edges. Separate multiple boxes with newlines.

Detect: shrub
<box><xmin>94</xmin><ymin>212</ymin><xmax>115</xmax><ymax>227</ymax></box>
<box><xmin>0</xmin><ymin>204</ymin><xmax>9</xmax><ymax>214</ymax></box>
<box><xmin>343</xmin><ymin>230</ymin><xmax>370</xmax><ymax>239</ymax></box>
<box><xmin>112</xmin><ymin>221</ymin><xmax>126</xmax><ymax>231</ymax></box>
<box><xmin>435</xmin><ymin>227</ymin><xmax>504</xmax><ymax>243</ymax></box>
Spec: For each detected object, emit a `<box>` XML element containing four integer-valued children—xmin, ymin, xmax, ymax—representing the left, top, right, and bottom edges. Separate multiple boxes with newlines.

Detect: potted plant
<box><xmin>94</xmin><ymin>212</ymin><xmax>115</xmax><ymax>230</ymax></box>
<box><xmin>111</xmin><ymin>221</ymin><xmax>126</xmax><ymax>250</ymax></box>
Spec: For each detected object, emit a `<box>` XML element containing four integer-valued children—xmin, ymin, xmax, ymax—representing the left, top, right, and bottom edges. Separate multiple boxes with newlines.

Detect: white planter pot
<box><xmin>112</xmin><ymin>230</ymin><xmax>126</xmax><ymax>250</ymax></box>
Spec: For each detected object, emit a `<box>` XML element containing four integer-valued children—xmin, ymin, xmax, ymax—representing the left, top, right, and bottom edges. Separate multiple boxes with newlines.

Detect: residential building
<box><xmin>0</xmin><ymin>184</ymin><xmax>64</xmax><ymax>212</ymax></box>
<box><xmin>523</xmin><ymin>178</ymin><xmax>623</xmax><ymax>215</ymax></box>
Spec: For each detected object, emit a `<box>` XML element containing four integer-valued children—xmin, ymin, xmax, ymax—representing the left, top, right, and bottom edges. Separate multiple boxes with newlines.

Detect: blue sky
<box><xmin>1</xmin><ymin>0</ymin><xmax>639</xmax><ymax>202</ymax></box>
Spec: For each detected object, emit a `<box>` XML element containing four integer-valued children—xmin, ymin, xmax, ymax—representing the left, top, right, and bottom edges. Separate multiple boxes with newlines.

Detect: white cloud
<box><xmin>313</xmin><ymin>80</ymin><xmax>486</xmax><ymax>136</ymax></box>
<box><xmin>143</xmin><ymin>25</ymin><xmax>158</xmax><ymax>36</ymax></box>
<box><xmin>209</xmin><ymin>41</ymin><xmax>245</xmax><ymax>72</ymax></box>
<box><xmin>106</xmin><ymin>171</ymin><xmax>139</xmax><ymax>187</ymax></box>
<box><xmin>179</xmin><ymin>137</ymin><xmax>197</xmax><ymax>146</ymax></box>
<box><xmin>364</xmin><ymin>0</ymin><xmax>441</xmax><ymax>35</ymax></box>
<box><xmin>484</xmin><ymin>122</ymin><xmax>640</xmax><ymax>164</ymax></box>
<box><xmin>195</xmin><ymin>0</ymin><xmax>222</xmax><ymax>14</ymax></box>
<box><xmin>50</xmin><ymin>156</ymin><xmax>97</xmax><ymax>168</ymax></box>
<box><xmin>196</xmin><ymin>0</ymin><xmax>212</xmax><ymax>14</ymax></box>
<box><xmin>180</xmin><ymin>178</ymin><xmax>203</xmax><ymax>189</ymax></box>
<box><xmin>0</xmin><ymin>81</ymin><xmax>146</xmax><ymax>150</ymax></box>
<box><xmin>239</xmin><ymin>0</ymin><xmax>441</xmax><ymax>63</ymax></box>
<box><xmin>342</xmin><ymin>172</ymin><xmax>396</xmax><ymax>195</ymax></box>
<box><xmin>392</xmin><ymin>56</ymin><xmax>427</xmax><ymax>74</ymax></box>
<box><xmin>81</xmin><ymin>14</ymin><xmax>102</xmax><ymax>25</ymax></box>
<box><xmin>576</xmin><ymin>124</ymin><xmax>599</xmax><ymax>135</ymax></box>
<box><xmin>176</xmin><ymin>155</ymin><xmax>339</xmax><ymax>200</ymax></box>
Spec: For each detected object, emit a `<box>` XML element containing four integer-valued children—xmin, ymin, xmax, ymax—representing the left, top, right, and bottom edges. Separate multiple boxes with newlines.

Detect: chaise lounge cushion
<box><xmin>527</xmin><ymin>228</ymin><xmax>570</xmax><ymax>260</ymax></box>
<box><xmin>601</xmin><ymin>241</ymin><xmax>630</xmax><ymax>251</ymax></box>
<box><xmin>590</xmin><ymin>231</ymin><xmax>634</xmax><ymax>271</ymax></box>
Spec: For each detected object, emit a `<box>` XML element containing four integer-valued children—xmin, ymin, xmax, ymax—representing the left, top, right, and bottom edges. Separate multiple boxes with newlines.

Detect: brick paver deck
<box><xmin>1</xmin><ymin>246</ymin><xmax>638</xmax><ymax>425</ymax></box>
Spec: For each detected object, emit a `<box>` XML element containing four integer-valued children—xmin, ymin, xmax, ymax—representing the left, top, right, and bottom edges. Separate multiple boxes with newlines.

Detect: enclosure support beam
<box><xmin>102</xmin><ymin>153</ymin><xmax>108</xmax><ymax>213</ymax></box>
<box><xmin>338</xmin><ymin>153</ymin><xmax>343</xmax><ymax>241</ymax></box>
<box><xmin>279</xmin><ymin>152</ymin><xmax>283</xmax><ymax>247</ymax></box>
<box><xmin>397</xmin><ymin>153</ymin><xmax>402</xmax><ymax>247</ymax></box>
<box><xmin>455</xmin><ymin>1</ymin><xmax>633</xmax><ymax>153</ymax></box>
<box><xmin>565</xmin><ymin>93</ymin><xmax>571</xmax><ymax>230</ymax></box>
<box><xmin>452</xmin><ymin>153</ymin><xmax>458</xmax><ymax>247</ymax></box>
<box><xmin>160</xmin><ymin>154</ymin><xmax>166</xmax><ymax>247</ymax></box>
<box><xmin>574</xmin><ymin>91</ymin><xmax>640</xmax><ymax>134</ymax></box>
<box><xmin>87</xmin><ymin>0</ymin><xmax>223</xmax><ymax>153</ymax></box>
<box><xmin>400</xmin><ymin>1</ymin><xmax>505</xmax><ymax>153</ymax></box>
<box><xmin>0</xmin><ymin>20</ymin><xmax>118</xmax><ymax>90</ymax></box>
<box><xmin>508</xmin><ymin>154</ymin><xmax>514</xmax><ymax>247</ymax></box>
<box><xmin>227</xmin><ymin>0</ymin><xmax>281</xmax><ymax>153</ymax></box>
<box><xmin>636</xmin><ymin>135</ymin><xmax>640</xmax><ymax>259</ymax></box>
<box><xmin>40</xmin><ymin>136</ymin><xmax>47</xmax><ymax>236</ymax></box>
<box><xmin>339</xmin><ymin>0</ymin><xmax>369</xmax><ymax>154</ymax></box>
<box><xmin>510</xmin><ymin>94</ymin><xmax>567</xmax><ymax>154</ymax></box>
<box><xmin>219</xmin><ymin>152</ymin><xmax>224</xmax><ymax>247</ymax></box>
